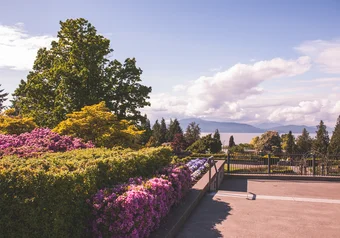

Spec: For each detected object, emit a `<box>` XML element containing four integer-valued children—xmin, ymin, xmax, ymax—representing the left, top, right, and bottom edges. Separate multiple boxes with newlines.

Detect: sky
<box><xmin>1</xmin><ymin>0</ymin><xmax>340</xmax><ymax>127</ymax></box>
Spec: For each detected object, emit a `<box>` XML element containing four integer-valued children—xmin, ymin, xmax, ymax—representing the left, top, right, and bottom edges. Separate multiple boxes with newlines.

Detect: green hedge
<box><xmin>0</xmin><ymin>147</ymin><xmax>173</xmax><ymax>238</ymax></box>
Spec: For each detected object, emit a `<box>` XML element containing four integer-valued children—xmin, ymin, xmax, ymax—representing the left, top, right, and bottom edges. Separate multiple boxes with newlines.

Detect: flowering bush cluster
<box><xmin>0</xmin><ymin>128</ymin><xmax>94</xmax><ymax>157</ymax></box>
<box><xmin>186</xmin><ymin>158</ymin><xmax>210</xmax><ymax>182</ymax></box>
<box><xmin>88</xmin><ymin>164</ymin><xmax>191</xmax><ymax>238</ymax></box>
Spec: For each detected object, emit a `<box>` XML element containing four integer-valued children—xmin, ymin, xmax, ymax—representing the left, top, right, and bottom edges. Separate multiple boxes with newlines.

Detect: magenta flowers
<box><xmin>88</xmin><ymin>164</ymin><xmax>191</xmax><ymax>238</ymax></box>
<box><xmin>0</xmin><ymin>128</ymin><xmax>94</xmax><ymax>157</ymax></box>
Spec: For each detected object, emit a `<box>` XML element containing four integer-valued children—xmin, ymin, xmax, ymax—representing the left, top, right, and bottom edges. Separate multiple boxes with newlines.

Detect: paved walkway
<box><xmin>177</xmin><ymin>178</ymin><xmax>340</xmax><ymax>238</ymax></box>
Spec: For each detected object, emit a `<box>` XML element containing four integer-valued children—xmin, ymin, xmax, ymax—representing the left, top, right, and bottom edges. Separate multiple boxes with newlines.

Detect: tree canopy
<box><xmin>228</xmin><ymin>135</ymin><xmax>236</xmax><ymax>148</ymax></box>
<box><xmin>184</xmin><ymin>122</ymin><xmax>201</xmax><ymax>146</ymax></box>
<box><xmin>328</xmin><ymin>115</ymin><xmax>340</xmax><ymax>154</ymax></box>
<box><xmin>166</xmin><ymin>119</ymin><xmax>182</xmax><ymax>142</ymax></box>
<box><xmin>0</xmin><ymin>84</ymin><xmax>8</xmax><ymax>111</ymax></box>
<box><xmin>12</xmin><ymin>18</ymin><xmax>151</xmax><ymax>128</ymax></box>
<box><xmin>257</xmin><ymin>131</ymin><xmax>282</xmax><ymax>154</ymax></box>
<box><xmin>296</xmin><ymin>128</ymin><xmax>312</xmax><ymax>154</ymax></box>
<box><xmin>313</xmin><ymin>120</ymin><xmax>329</xmax><ymax>155</ymax></box>
<box><xmin>53</xmin><ymin>102</ymin><xmax>143</xmax><ymax>148</ymax></box>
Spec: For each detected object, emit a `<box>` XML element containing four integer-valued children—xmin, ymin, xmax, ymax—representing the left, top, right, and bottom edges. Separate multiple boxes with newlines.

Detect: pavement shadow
<box><xmin>219</xmin><ymin>177</ymin><xmax>248</xmax><ymax>192</ymax></box>
<box><xmin>176</xmin><ymin>195</ymin><xmax>231</xmax><ymax>238</ymax></box>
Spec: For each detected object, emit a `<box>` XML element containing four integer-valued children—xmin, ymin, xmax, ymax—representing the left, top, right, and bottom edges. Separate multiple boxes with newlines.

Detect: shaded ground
<box><xmin>177</xmin><ymin>178</ymin><xmax>340</xmax><ymax>238</ymax></box>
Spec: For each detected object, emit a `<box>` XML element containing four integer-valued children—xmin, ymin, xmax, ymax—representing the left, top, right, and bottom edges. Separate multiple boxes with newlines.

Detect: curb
<box><xmin>225</xmin><ymin>174</ymin><xmax>340</xmax><ymax>182</ymax></box>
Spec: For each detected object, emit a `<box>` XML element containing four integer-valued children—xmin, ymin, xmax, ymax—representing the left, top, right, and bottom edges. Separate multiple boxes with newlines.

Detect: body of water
<box><xmin>201</xmin><ymin>132</ymin><xmax>319</xmax><ymax>145</ymax></box>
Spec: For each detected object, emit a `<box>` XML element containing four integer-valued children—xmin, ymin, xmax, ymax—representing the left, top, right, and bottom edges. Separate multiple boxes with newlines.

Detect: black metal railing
<box><xmin>225</xmin><ymin>153</ymin><xmax>340</xmax><ymax>176</ymax></box>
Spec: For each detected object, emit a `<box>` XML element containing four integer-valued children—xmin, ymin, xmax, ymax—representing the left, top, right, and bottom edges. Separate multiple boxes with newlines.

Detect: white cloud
<box><xmin>172</xmin><ymin>84</ymin><xmax>187</xmax><ymax>92</ymax></box>
<box><xmin>143</xmin><ymin>56</ymin><xmax>313</xmax><ymax>123</ymax></box>
<box><xmin>0</xmin><ymin>23</ymin><xmax>56</xmax><ymax>70</ymax></box>
<box><xmin>296</xmin><ymin>39</ymin><xmax>340</xmax><ymax>74</ymax></box>
<box><xmin>185</xmin><ymin>56</ymin><xmax>311</xmax><ymax>115</ymax></box>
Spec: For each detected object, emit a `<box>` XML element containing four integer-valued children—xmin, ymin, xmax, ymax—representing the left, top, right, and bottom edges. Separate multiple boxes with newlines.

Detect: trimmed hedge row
<box><xmin>0</xmin><ymin>147</ymin><xmax>173</xmax><ymax>238</ymax></box>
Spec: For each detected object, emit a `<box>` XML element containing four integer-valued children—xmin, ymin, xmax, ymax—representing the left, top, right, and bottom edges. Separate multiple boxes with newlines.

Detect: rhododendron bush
<box><xmin>88</xmin><ymin>164</ymin><xmax>191</xmax><ymax>238</ymax></box>
<box><xmin>0</xmin><ymin>128</ymin><xmax>94</xmax><ymax>157</ymax></box>
<box><xmin>0</xmin><ymin>147</ymin><xmax>173</xmax><ymax>238</ymax></box>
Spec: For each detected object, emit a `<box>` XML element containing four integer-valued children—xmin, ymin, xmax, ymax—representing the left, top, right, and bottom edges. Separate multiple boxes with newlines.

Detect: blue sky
<box><xmin>1</xmin><ymin>0</ymin><xmax>340</xmax><ymax>126</ymax></box>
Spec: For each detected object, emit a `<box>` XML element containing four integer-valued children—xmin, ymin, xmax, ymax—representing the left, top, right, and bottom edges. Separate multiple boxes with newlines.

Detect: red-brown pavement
<box><xmin>176</xmin><ymin>178</ymin><xmax>340</xmax><ymax>238</ymax></box>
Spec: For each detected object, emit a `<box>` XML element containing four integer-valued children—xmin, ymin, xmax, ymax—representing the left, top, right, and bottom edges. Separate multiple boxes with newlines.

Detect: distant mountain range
<box><xmin>179</xmin><ymin>118</ymin><xmax>317</xmax><ymax>134</ymax></box>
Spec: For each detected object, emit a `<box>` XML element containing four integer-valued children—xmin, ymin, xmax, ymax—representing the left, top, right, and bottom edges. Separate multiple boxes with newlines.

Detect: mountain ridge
<box><xmin>179</xmin><ymin>118</ymin><xmax>317</xmax><ymax>134</ymax></box>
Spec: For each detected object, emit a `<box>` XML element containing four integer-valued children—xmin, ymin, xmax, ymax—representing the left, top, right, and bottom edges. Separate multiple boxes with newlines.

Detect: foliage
<box><xmin>139</xmin><ymin>116</ymin><xmax>152</xmax><ymax>145</ymax></box>
<box><xmin>329</xmin><ymin>115</ymin><xmax>340</xmax><ymax>154</ymax></box>
<box><xmin>313</xmin><ymin>120</ymin><xmax>329</xmax><ymax>155</ymax></box>
<box><xmin>257</xmin><ymin>131</ymin><xmax>282</xmax><ymax>153</ymax></box>
<box><xmin>171</xmin><ymin>133</ymin><xmax>187</xmax><ymax>153</ymax></box>
<box><xmin>187</xmin><ymin>134</ymin><xmax>222</xmax><ymax>153</ymax></box>
<box><xmin>0</xmin><ymin>110</ymin><xmax>37</xmax><ymax>135</ymax></box>
<box><xmin>296</xmin><ymin>128</ymin><xmax>312</xmax><ymax>154</ymax></box>
<box><xmin>167</xmin><ymin>118</ymin><xmax>183</xmax><ymax>142</ymax></box>
<box><xmin>53</xmin><ymin>102</ymin><xmax>143</xmax><ymax>148</ymax></box>
<box><xmin>160</xmin><ymin>118</ymin><xmax>168</xmax><ymax>144</ymax></box>
<box><xmin>151</xmin><ymin>120</ymin><xmax>162</xmax><ymax>146</ymax></box>
<box><xmin>12</xmin><ymin>18</ymin><xmax>151</xmax><ymax>128</ymax></box>
<box><xmin>88</xmin><ymin>163</ymin><xmax>191</xmax><ymax>238</ymax></box>
<box><xmin>281</xmin><ymin>131</ymin><xmax>296</xmax><ymax>154</ymax></box>
<box><xmin>184</xmin><ymin>122</ymin><xmax>201</xmax><ymax>147</ymax></box>
<box><xmin>0</xmin><ymin>84</ymin><xmax>8</xmax><ymax>111</ymax></box>
<box><xmin>0</xmin><ymin>146</ymin><xmax>173</xmax><ymax>238</ymax></box>
<box><xmin>228</xmin><ymin>135</ymin><xmax>236</xmax><ymax>148</ymax></box>
<box><xmin>250</xmin><ymin>136</ymin><xmax>260</xmax><ymax>151</ymax></box>
<box><xmin>0</xmin><ymin>128</ymin><xmax>93</xmax><ymax>157</ymax></box>
<box><xmin>213</xmin><ymin>129</ymin><xmax>222</xmax><ymax>152</ymax></box>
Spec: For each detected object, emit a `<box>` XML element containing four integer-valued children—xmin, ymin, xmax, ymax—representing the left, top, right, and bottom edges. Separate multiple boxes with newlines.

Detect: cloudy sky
<box><xmin>1</xmin><ymin>0</ymin><xmax>340</xmax><ymax>127</ymax></box>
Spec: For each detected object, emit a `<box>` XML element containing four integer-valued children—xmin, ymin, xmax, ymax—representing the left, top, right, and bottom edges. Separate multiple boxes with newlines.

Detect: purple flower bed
<box><xmin>0</xmin><ymin>128</ymin><xmax>94</xmax><ymax>157</ymax></box>
<box><xmin>88</xmin><ymin>164</ymin><xmax>191</xmax><ymax>238</ymax></box>
<box><xmin>186</xmin><ymin>158</ymin><xmax>210</xmax><ymax>182</ymax></box>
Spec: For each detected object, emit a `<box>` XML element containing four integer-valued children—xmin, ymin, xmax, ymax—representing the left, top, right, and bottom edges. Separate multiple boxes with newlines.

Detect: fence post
<box><xmin>268</xmin><ymin>154</ymin><xmax>271</xmax><ymax>174</ymax></box>
<box><xmin>312</xmin><ymin>154</ymin><xmax>316</xmax><ymax>176</ymax></box>
<box><xmin>227</xmin><ymin>153</ymin><xmax>231</xmax><ymax>173</ymax></box>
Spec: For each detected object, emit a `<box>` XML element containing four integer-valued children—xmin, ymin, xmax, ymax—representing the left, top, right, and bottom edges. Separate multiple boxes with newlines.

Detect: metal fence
<box><xmin>225</xmin><ymin>153</ymin><xmax>340</xmax><ymax>176</ymax></box>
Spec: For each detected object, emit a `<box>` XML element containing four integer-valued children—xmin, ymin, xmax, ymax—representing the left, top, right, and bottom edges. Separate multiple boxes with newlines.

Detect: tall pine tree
<box><xmin>167</xmin><ymin>118</ymin><xmax>182</xmax><ymax>142</ymax></box>
<box><xmin>228</xmin><ymin>135</ymin><xmax>236</xmax><ymax>148</ymax></box>
<box><xmin>139</xmin><ymin>115</ymin><xmax>152</xmax><ymax>145</ymax></box>
<box><xmin>329</xmin><ymin>115</ymin><xmax>340</xmax><ymax>155</ymax></box>
<box><xmin>313</xmin><ymin>120</ymin><xmax>329</xmax><ymax>155</ymax></box>
<box><xmin>286</xmin><ymin>131</ymin><xmax>296</xmax><ymax>154</ymax></box>
<box><xmin>184</xmin><ymin>122</ymin><xmax>201</xmax><ymax>146</ymax></box>
<box><xmin>296</xmin><ymin>128</ymin><xmax>312</xmax><ymax>154</ymax></box>
<box><xmin>151</xmin><ymin>120</ymin><xmax>162</xmax><ymax>146</ymax></box>
<box><xmin>159</xmin><ymin>118</ymin><xmax>168</xmax><ymax>144</ymax></box>
<box><xmin>213</xmin><ymin>129</ymin><xmax>222</xmax><ymax>152</ymax></box>
<box><xmin>0</xmin><ymin>84</ymin><xmax>8</xmax><ymax>111</ymax></box>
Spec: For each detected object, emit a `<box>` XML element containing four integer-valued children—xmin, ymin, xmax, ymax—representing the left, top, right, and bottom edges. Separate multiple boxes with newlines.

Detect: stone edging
<box><xmin>225</xmin><ymin>174</ymin><xmax>340</xmax><ymax>181</ymax></box>
<box><xmin>150</xmin><ymin>160</ymin><xmax>225</xmax><ymax>238</ymax></box>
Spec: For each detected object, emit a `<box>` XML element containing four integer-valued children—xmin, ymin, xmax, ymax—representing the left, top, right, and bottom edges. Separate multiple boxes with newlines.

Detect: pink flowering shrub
<box><xmin>89</xmin><ymin>164</ymin><xmax>191</xmax><ymax>238</ymax></box>
<box><xmin>0</xmin><ymin>128</ymin><xmax>94</xmax><ymax>157</ymax></box>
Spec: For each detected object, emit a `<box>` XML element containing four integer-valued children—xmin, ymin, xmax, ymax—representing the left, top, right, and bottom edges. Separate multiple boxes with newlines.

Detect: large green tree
<box><xmin>166</xmin><ymin>118</ymin><xmax>183</xmax><ymax>142</ymax></box>
<box><xmin>313</xmin><ymin>120</ymin><xmax>329</xmax><ymax>155</ymax></box>
<box><xmin>151</xmin><ymin>120</ymin><xmax>162</xmax><ymax>146</ymax></box>
<box><xmin>328</xmin><ymin>115</ymin><xmax>340</xmax><ymax>154</ymax></box>
<box><xmin>282</xmin><ymin>131</ymin><xmax>296</xmax><ymax>154</ymax></box>
<box><xmin>159</xmin><ymin>118</ymin><xmax>168</xmax><ymax>144</ymax></box>
<box><xmin>296</xmin><ymin>128</ymin><xmax>312</xmax><ymax>154</ymax></box>
<box><xmin>139</xmin><ymin>115</ymin><xmax>152</xmax><ymax>146</ymax></box>
<box><xmin>0</xmin><ymin>84</ymin><xmax>8</xmax><ymax>111</ymax></box>
<box><xmin>184</xmin><ymin>122</ymin><xmax>201</xmax><ymax>146</ymax></box>
<box><xmin>12</xmin><ymin>18</ymin><xmax>151</xmax><ymax>127</ymax></box>
<box><xmin>228</xmin><ymin>135</ymin><xmax>236</xmax><ymax>148</ymax></box>
<box><xmin>257</xmin><ymin>131</ymin><xmax>282</xmax><ymax>153</ymax></box>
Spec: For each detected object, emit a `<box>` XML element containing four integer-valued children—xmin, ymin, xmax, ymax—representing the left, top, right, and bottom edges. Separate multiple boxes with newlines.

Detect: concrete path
<box><xmin>177</xmin><ymin>178</ymin><xmax>340</xmax><ymax>238</ymax></box>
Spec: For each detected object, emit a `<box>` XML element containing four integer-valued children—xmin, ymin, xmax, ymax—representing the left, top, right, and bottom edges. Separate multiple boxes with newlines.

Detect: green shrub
<box><xmin>0</xmin><ymin>146</ymin><xmax>172</xmax><ymax>238</ymax></box>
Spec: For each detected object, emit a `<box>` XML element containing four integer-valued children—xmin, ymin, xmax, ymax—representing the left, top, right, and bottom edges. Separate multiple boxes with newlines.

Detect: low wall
<box><xmin>150</xmin><ymin>160</ymin><xmax>225</xmax><ymax>238</ymax></box>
